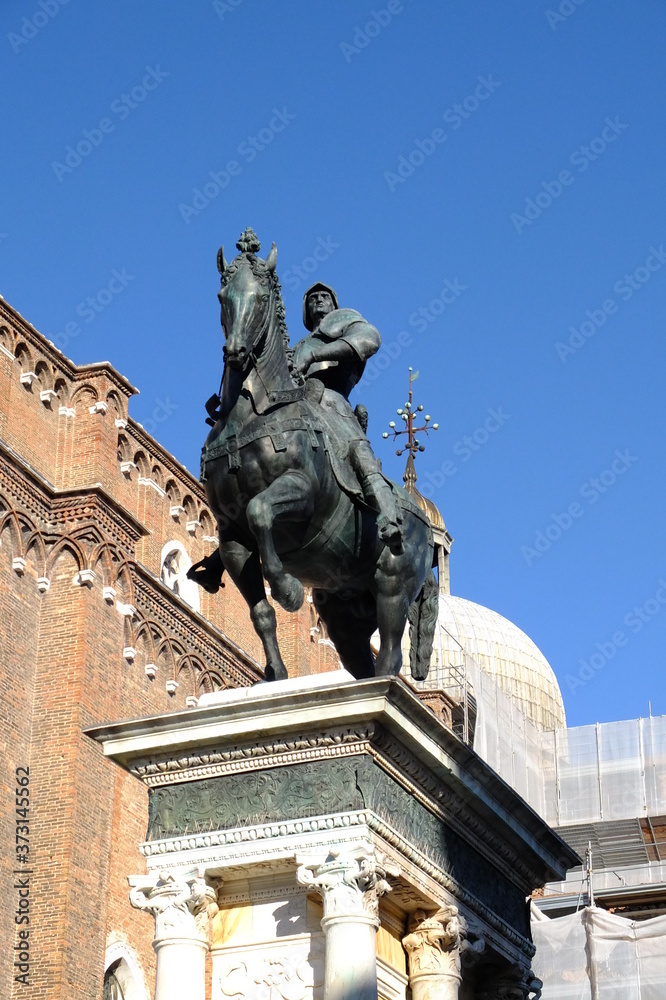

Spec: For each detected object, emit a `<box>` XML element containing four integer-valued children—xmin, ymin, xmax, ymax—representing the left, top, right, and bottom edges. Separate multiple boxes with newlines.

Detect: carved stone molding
<box><xmin>132</xmin><ymin>715</ymin><xmax>546</xmax><ymax>893</ymax></box>
<box><xmin>142</xmin><ymin>727</ymin><xmax>542</xmax><ymax>898</ymax></box>
<box><xmin>363</xmin><ymin>813</ymin><xmax>533</xmax><ymax>960</ymax></box>
<box><xmin>130</xmin><ymin>724</ymin><xmax>376</xmax><ymax>785</ymax></box>
<box><xmin>370</xmin><ymin>728</ymin><xmax>543</xmax><ymax>892</ymax></box>
<box><xmin>141</xmin><ymin>750</ymin><xmax>533</xmax><ymax>959</ymax></box>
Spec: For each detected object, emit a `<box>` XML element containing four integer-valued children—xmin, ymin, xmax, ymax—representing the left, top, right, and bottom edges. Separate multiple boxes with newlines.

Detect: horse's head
<box><xmin>217</xmin><ymin>231</ymin><xmax>278</xmax><ymax>371</ymax></box>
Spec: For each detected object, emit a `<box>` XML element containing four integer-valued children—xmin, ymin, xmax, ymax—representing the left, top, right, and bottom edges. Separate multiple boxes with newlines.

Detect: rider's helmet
<box><xmin>302</xmin><ymin>282</ymin><xmax>339</xmax><ymax>331</ymax></box>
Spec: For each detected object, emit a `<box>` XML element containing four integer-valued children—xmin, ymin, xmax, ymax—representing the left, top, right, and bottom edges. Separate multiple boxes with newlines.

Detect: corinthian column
<box><xmin>297</xmin><ymin>842</ymin><xmax>398</xmax><ymax>1000</ymax></box>
<box><xmin>129</xmin><ymin>869</ymin><xmax>219</xmax><ymax>1000</ymax></box>
<box><xmin>402</xmin><ymin>906</ymin><xmax>463</xmax><ymax>1000</ymax></box>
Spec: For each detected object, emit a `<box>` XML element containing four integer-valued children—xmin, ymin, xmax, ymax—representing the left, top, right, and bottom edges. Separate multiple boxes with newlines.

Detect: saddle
<box><xmin>199</xmin><ymin>378</ymin><xmax>427</xmax><ymax>523</ymax></box>
<box><xmin>199</xmin><ymin>378</ymin><xmax>365</xmax><ymax>502</ymax></box>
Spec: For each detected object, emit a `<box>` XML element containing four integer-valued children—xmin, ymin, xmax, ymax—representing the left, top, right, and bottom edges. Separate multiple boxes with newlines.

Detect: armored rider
<box><xmin>292</xmin><ymin>282</ymin><xmax>402</xmax><ymax>552</ymax></box>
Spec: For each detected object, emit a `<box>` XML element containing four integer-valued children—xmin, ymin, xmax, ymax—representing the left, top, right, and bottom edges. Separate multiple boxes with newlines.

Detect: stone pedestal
<box><xmin>87</xmin><ymin>672</ymin><xmax>577</xmax><ymax>999</ymax></box>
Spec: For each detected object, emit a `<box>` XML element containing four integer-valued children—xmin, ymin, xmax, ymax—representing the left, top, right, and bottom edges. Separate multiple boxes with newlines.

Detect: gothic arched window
<box><xmin>103</xmin><ymin>962</ymin><xmax>126</xmax><ymax>1000</ymax></box>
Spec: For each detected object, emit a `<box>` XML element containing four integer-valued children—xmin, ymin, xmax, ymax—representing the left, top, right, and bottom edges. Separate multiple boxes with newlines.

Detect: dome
<box><xmin>403</xmin><ymin>594</ymin><xmax>566</xmax><ymax>732</ymax></box>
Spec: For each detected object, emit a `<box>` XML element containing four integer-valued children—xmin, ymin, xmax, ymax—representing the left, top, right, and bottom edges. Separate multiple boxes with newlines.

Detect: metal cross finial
<box><xmin>382</xmin><ymin>367</ymin><xmax>439</xmax><ymax>459</ymax></box>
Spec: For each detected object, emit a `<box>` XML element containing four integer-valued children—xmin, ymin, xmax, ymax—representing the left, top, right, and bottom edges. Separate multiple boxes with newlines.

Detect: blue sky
<box><xmin>1</xmin><ymin>0</ymin><xmax>665</xmax><ymax>727</ymax></box>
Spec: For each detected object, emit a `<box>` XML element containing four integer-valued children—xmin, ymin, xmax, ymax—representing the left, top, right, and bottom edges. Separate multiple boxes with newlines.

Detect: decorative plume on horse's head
<box><xmin>236</xmin><ymin>227</ymin><xmax>261</xmax><ymax>254</ymax></box>
<box><xmin>217</xmin><ymin>227</ymin><xmax>277</xmax><ymax>283</ymax></box>
<box><xmin>216</xmin><ymin>228</ymin><xmax>291</xmax><ymax>359</ymax></box>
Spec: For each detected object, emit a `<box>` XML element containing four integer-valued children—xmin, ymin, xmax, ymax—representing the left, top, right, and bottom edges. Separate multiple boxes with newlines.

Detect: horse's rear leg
<box><xmin>374</xmin><ymin>556</ymin><xmax>410</xmax><ymax>677</ymax></box>
<box><xmin>246</xmin><ymin>471</ymin><xmax>313</xmax><ymax>612</ymax></box>
<box><xmin>313</xmin><ymin>591</ymin><xmax>376</xmax><ymax>680</ymax></box>
<box><xmin>220</xmin><ymin>539</ymin><xmax>287</xmax><ymax>682</ymax></box>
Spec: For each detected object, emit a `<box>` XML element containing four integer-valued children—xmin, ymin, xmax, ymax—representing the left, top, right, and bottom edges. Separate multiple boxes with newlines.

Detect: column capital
<box><xmin>129</xmin><ymin>868</ymin><xmax>220</xmax><ymax>943</ymax></box>
<box><xmin>296</xmin><ymin>841</ymin><xmax>399</xmax><ymax>924</ymax></box>
<box><xmin>402</xmin><ymin>905</ymin><xmax>463</xmax><ymax>979</ymax></box>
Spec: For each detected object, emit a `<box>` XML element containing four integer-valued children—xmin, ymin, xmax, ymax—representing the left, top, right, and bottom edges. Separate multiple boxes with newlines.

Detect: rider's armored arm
<box><xmin>317</xmin><ymin>310</ymin><xmax>381</xmax><ymax>362</ymax></box>
<box><xmin>307</xmin><ymin>337</ymin><xmax>355</xmax><ymax>366</ymax></box>
<box><xmin>293</xmin><ymin>311</ymin><xmax>380</xmax><ymax>375</ymax></box>
<box><xmin>292</xmin><ymin>312</ymin><xmax>379</xmax><ymax>374</ymax></box>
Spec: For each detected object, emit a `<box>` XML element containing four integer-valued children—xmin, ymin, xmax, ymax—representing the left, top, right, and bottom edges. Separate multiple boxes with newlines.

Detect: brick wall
<box><xmin>0</xmin><ymin>297</ymin><xmax>340</xmax><ymax>1000</ymax></box>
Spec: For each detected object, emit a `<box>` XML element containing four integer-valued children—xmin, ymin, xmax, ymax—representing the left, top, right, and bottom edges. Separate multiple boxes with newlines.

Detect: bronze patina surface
<box><xmin>189</xmin><ymin>229</ymin><xmax>437</xmax><ymax>682</ymax></box>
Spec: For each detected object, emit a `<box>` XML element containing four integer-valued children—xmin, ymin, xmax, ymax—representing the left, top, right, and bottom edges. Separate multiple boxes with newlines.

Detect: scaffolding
<box><xmin>437</xmin><ymin>646</ymin><xmax>666</xmax><ymax>831</ymax></box>
<box><xmin>531</xmin><ymin>904</ymin><xmax>666</xmax><ymax>998</ymax></box>
<box><xmin>404</xmin><ymin>614</ymin><xmax>666</xmax><ymax>835</ymax></box>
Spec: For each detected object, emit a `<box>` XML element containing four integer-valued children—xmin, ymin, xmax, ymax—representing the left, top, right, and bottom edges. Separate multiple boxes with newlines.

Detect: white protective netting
<box><xmin>542</xmin><ymin>716</ymin><xmax>666</xmax><ymax>826</ymax></box>
<box><xmin>466</xmin><ymin>653</ymin><xmax>550</xmax><ymax>817</ymax></box>
<box><xmin>468</xmin><ymin>658</ymin><xmax>666</xmax><ymax>827</ymax></box>
<box><xmin>531</xmin><ymin>905</ymin><xmax>666</xmax><ymax>999</ymax></box>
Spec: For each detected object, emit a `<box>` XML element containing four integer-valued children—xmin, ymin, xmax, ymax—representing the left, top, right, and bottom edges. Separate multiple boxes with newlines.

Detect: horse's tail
<box><xmin>407</xmin><ymin>570</ymin><xmax>438</xmax><ymax>681</ymax></box>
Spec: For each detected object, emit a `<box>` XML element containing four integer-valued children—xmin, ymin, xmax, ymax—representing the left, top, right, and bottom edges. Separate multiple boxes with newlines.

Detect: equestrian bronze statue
<box><xmin>188</xmin><ymin>228</ymin><xmax>437</xmax><ymax>682</ymax></box>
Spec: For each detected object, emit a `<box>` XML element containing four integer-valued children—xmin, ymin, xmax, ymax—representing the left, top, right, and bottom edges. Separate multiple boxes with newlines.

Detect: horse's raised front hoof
<box><xmin>264</xmin><ymin>661</ymin><xmax>289</xmax><ymax>682</ymax></box>
<box><xmin>272</xmin><ymin>574</ymin><xmax>305</xmax><ymax>613</ymax></box>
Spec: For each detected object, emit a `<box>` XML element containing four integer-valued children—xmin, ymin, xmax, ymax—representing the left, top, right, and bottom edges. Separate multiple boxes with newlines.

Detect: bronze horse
<box><xmin>190</xmin><ymin>234</ymin><xmax>437</xmax><ymax>682</ymax></box>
